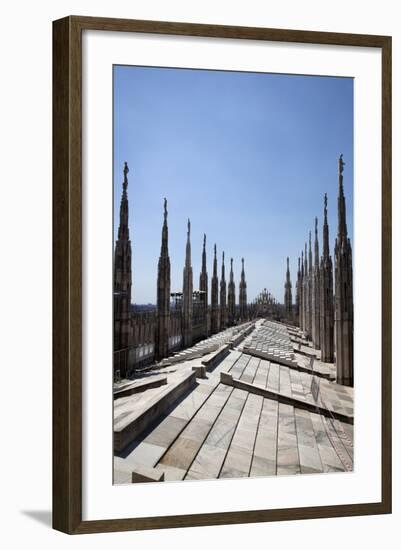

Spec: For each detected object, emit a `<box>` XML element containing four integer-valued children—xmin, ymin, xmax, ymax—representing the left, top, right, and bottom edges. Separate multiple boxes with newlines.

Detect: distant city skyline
<box><xmin>113</xmin><ymin>65</ymin><xmax>353</xmax><ymax>305</ymax></box>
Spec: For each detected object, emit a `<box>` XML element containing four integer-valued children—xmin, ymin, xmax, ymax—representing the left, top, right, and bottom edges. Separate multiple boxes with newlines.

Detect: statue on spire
<box><xmin>187</xmin><ymin>218</ymin><xmax>191</xmax><ymax>236</ymax></box>
<box><xmin>164</xmin><ymin>197</ymin><xmax>168</xmax><ymax>220</ymax></box>
<box><xmin>123</xmin><ymin>161</ymin><xmax>129</xmax><ymax>190</ymax></box>
<box><xmin>339</xmin><ymin>153</ymin><xmax>345</xmax><ymax>174</ymax></box>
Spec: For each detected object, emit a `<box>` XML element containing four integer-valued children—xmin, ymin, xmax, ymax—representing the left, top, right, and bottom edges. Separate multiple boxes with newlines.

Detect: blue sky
<box><xmin>113</xmin><ymin>65</ymin><xmax>353</xmax><ymax>305</ymax></box>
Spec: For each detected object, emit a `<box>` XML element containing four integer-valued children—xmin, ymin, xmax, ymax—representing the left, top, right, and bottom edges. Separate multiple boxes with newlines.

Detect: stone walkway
<box><xmin>114</xmin><ymin>320</ymin><xmax>354</xmax><ymax>484</ymax></box>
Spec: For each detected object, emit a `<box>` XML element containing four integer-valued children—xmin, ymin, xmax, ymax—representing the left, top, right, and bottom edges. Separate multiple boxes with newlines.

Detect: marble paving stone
<box><xmin>220</xmin><ymin>444</ymin><xmax>253</xmax><ymax>477</ymax></box>
<box><xmin>252</xmin><ymin>399</ymin><xmax>278</xmax><ymax>470</ymax></box>
<box><xmin>297</xmin><ymin>443</ymin><xmax>324</xmax><ymax>473</ymax></box>
<box><xmin>322</xmin><ymin>417</ymin><xmax>353</xmax><ymax>467</ymax></box>
<box><xmin>204</xmin><ymin>421</ymin><xmax>237</xmax><ymax>450</ymax></box>
<box><xmin>204</xmin><ymin>389</ymin><xmax>247</xmax><ymax>449</ymax></box>
<box><xmin>186</xmin><ymin>443</ymin><xmax>227</xmax><ymax>479</ymax></box>
<box><xmin>226</xmin><ymin>393</ymin><xmax>248</xmax><ymax>411</ymax></box>
<box><xmin>158</xmin><ymin>437</ymin><xmax>201</xmax><ymax>470</ymax></box>
<box><xmin>113</xmin><ymin>469</ymin><xmax>132</xmax><ymax>484</ymax></box>
<box><xmin>309</xmin><ymin>413</ymin><xmax>348</xmax><ymax>472</ymax></box>
<box><xmin>230</xmin><ymin>356</ymin><xmax>251</xmax><ymax>378</ymax></box>
<box><xmin>253</xmin><ymin>359</ymin><xmax>270</xmax><ymax>387</ymax></box>
<box><xmin>220</xmin><ymin>394</ymin><xmax>263</xmax><ymax>476</ymax></box>
<box><xmin>159</xmin><ymin>384</ymin><xmax>233</xmax><ymax>471</ymax></box>
<box><xmin>250</xmin><ymin>455</ymin><xmax>277</xmax><ymax>477</ymax></box>
<box><xmin>288</xmin><ymin>368</ymin><xmax>306</xmax><ymax>397</ymax></box>
<box><xmin>185</xmin><ymin>469</ymin><xmax>209</xmax><ymax>481</ymax></box>
<box><xmin>196</xmin><ymin>383</ymin><xmax>218</xmax><ymax>394</ymax></box>
<box><xmin>279</xmin><ymin>366</ymin><xmax>292</xmax><ymax>396</ymax></box>
<box><xmin>119</xmin><ymin>442</ymin><xmax>166</xmax><ymax>468</ymax></box>
<box><xmin>145</xmin><ymin>416</ymin><xmax>188</xmax><ymax>448</ymax></box>
<box><xmin>333</xmin><ymin>421</ymin><xmax>354</xmax><ymax>460</ymax></box>
<box><xmin>156</xmin><ymin>464</ymin><xmax>187</xmax><ymax>481</ymax></box>
<box><xmin>276</xmin><ymin>403</ymin><xmax>300</xmax><ymax>475</ymax></box>
<box><xmin>219</xmin><ymin>466</ymin><xmax>249</xmax><ymax>479</ymax></box>
<box><xmin>240</xmin><ymin>357</ymin><xmax>260</xmax><ymax>383</ymax></box>
<box><xmin>169</xmin><ymin>386</ymin><xmax>215</xmax><ymax>421</ymax></box>
<box><xmin>176</xmin><ymin>417</ymin><xmax>212</xmax><ymax>441</ymax></box>
<box><xmin>266</xmin><ymin>363</ymin><xmax>280</xmax><ymax>392</ymax></box>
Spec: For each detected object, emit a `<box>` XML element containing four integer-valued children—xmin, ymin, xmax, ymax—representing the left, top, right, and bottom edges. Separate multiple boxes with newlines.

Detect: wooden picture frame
<box><xmin>53</xmin><ymin>15</ymin><xmax>392</xmax><ymax>534</ymax></box>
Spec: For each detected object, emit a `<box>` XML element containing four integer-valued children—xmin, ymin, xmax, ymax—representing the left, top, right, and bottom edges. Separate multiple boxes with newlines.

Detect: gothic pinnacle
<box><xmin>213</xmin><ymin>244</ymin><xmax>218</xmax><ymax>278</ymax></box>
<box><xmin>337</xmin><ymin>154</ymin><xmax>348</xmax><ymax>240</ymax></box>
<box><xmin>323</xmin><ymin>193</ymin><xmax>330</xmax><ymax>258</ymax></box>
<box><xmin>161</xmin><ymin>197</ymin><xmax>169</xmax><ymax>255</ymax></box>
<box><xmin>314</xmin><ymin>217</ymin><xmax>319</xmax><ymax>267</ymax></box>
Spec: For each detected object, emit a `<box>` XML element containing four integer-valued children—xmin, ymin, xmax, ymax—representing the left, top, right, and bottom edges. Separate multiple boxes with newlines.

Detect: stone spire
<box><xmin>303</xmin><ymin>242</ymin><xmax>309</xmax><ymax>337</ymax></box>
<box><xmin>284</xmin><ymin>257</ymin><xmax>292</xmax><ymax>317</ymax></box>
<box><xmin>337</xmin><ymin>154</ymin><xmax>348</xmax><ymax>240</ymax></box>
<box><xmin>114</xmin><ymin>162</ymin><xmax>132</xmax><ymax>352</ymax></box>
<box><xmin>156</xmin><ymin>197</ymin><xmax>171</xmax><ymax>360</ymax></box>
<box><xmin>296</xmin><ymin>256</ymin><xmax>302</xmax><ymax>326</ymax></box>
<box><xmin>220</xmin><ymin>251</ymin><xmax>227</xmax><ymax>329</ymax></box>
<box><xmin>182</xmin><ymin>219</ymin><xmax>193</xmax><ymax>348</ymax></box>
<box><xmin>320</xmin><ymin>193</ymin><xmax>334</xmax><ymax>362</ymax></box>
<box><xmin>228</xmin><ymin>258</ymin><xmax>236</xmax><ymax>325</ymax></box>
<box><xmin>312</xmin><ymin>217</ymin><xmax>321</xmax><ymax>348</ymax></box>
<box><xmin>300</xmin><ymin>250</ymin><xmax>304</xmax><ymax>331</ymax></box>
<box><xmin>211</xmin><ymin>244</ymin><xmax>219</xmax><ymax>333</ymax></box>
<box><xmin>308</xmin><ymin>231</ymin><xmax>313</xmax><ymax>337</ymax></box>
<box><xmin>199</xmin><ymin>233</ymin><xmax>208</xmax><ymax>335</ymax></box>
<box><xmin>334</xmin><ymin>154</ymin><xmax>354</xmax><ymax>385</ymax></box>
<box><xmin>239</xmin><ymin>257</ymin><xmax>247</xmax><ymax>320</ymax></box>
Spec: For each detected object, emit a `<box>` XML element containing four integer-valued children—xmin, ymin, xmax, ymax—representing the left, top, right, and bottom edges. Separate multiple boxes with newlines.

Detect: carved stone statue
<box><xmin>123</xmin><ymin>161</ymin><xmax>129</xmax><ymax>189</ymax></box>
<box><xmin>339</xmin><ymin>153</ymin><xmax>345</xmax><ymax>174</ymax></box>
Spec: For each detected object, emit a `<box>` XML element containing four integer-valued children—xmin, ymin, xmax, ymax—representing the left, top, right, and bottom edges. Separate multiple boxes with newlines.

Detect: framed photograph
<box><xmin>53</xmin><ymin>16</ymin><xmax>392</xmax><ymax>534</ymax></box>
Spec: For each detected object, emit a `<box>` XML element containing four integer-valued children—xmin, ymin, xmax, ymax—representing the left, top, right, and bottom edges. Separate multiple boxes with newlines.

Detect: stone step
<box><xmin>243</xmin><ymin>346</ymin><xmax>298</xmax><ymax>369</ymax></box>
<box><xmin>220</xmin><ymin>371</ymin><xmax>353</xmax><ymax>425</ymax></box>
<box><xmin>156</xmin><ymin>383</ymin><xmax>234</xmax><ymax>476</ymax></box>
<box><xmin>113</xmin><ymin>375</ymin><xmax>167</xmax><ymax>399</ymax></box>
<box><xmin>114</xmin><ymin>370</ymin><xmax>197</xmax><ymax>452</ymax></box>
<box><xmin>201</xmin><ymin>344</ymin><xmax>230</xmax><ymax>371</ymax></box>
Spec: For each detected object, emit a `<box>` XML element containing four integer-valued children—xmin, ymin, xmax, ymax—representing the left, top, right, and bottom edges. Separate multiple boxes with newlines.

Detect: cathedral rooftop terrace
<box><xmin>114</xmin><ymin>319</ymin><xmax>353</xmax><ymax>483</ymax></box>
